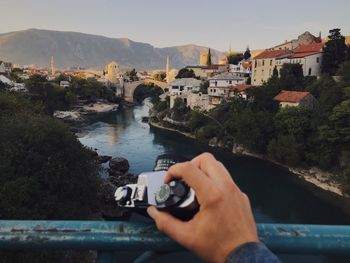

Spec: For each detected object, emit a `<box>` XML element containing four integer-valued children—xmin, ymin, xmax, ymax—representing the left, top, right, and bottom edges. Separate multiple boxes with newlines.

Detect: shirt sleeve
<box><xmin>226</xmin><ymin>242</ymin><xmax>282</xmax><ymax>263</ymax></box>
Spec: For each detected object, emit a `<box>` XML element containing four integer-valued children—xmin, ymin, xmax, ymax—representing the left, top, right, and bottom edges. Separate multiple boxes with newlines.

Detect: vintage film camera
<box><xmin>114</xmin><ymin>153</ymin><xmax>198</xmax><ymax>217</ymax></box>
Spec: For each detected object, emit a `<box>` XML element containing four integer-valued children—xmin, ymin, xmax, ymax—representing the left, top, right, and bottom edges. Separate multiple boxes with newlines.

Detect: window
<box><xmin>229</xmin><ymin>80</ymin><xmax>232</xmax><ymax>84</ymax></box>
<box><xmin>316</xmin><ymin>57</ymin><xmax>320</xmax><ymax>63</ymax></box>
<box><xmin>255</xmin><ymin>60</ymin><xmax>257</xmax><ymax>67</ymax></box>
<box><xmin>214</xmin><ymin>89</ymin><xmax>216</xmax><ymax>93</ymax></box>
<box><xmin>270</xmin><ymin>60</ymin><xmax>272</xmax><ymax>66</ymax></box>
<box><xmin>215</xmin><ymin>81</ymin><xmax>217</xmax><ymax>87</ymax></box>
<box><xmin>262</xmin><ymin>60</ymin><xmax>265</xmax><ymax>66</ymax></box>
<box><xmin>308</xmin><ymin>68</ymin><xmax>312</xmax><ymax>76</ymax></box>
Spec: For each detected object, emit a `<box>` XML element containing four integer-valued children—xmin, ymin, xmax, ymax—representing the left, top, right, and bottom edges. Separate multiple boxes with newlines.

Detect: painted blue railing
<box><xmin>1</xmin><ymin>220</ymin><xmax>350</xmax><ymax>262</ymax></box>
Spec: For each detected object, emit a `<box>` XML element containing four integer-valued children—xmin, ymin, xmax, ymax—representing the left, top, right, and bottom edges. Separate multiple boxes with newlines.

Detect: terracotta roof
<box><xmin>293</xmin><ymin>42</ymin><xmax>324</xmax><ymax>53</ymax></box>
<box><xmin>231</xmin><ymin>84</ymin><xmax>254</xmax><ymax>92</ymax></box>
<box><xmin>273</xmin><ymin>90</ymin><xmax>311</xmax><ymax>103</ymax></box>
<box><xmin>253</xmin><ymin>49</ymin><xmax>287</xmax><ymax>60</ymax></box>
<box><xmin>289</xmin><ymin>51</ymin><xmax>320</xmax><ymax>58</ymax></box>
<box><xmin>242</xmin><ymin>61</ymin><xmax>252</xmax><ymax>69</ymax></box>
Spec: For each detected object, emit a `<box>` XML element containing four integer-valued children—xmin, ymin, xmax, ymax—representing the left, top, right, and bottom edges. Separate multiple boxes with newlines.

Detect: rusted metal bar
<box><xmin>0</xmin><ymin>220</ymin><xmax>350</xmax><ymax>255</ymax></box>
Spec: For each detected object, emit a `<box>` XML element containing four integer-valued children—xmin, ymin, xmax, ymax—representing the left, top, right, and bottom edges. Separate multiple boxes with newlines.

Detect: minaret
<box><xmin>166</xmin><ymin>56</ymin><xmax>170</xmax><ymax>83</ymax></box>
<box><xmin>50</xmin><ymin>56</ymin><xmax>56</xmax><ymax>75</ymax></box>
<box><xmin>228</xmin><ymin>44</ymin><xmax>232</xmax><ymax>55</ymax></box>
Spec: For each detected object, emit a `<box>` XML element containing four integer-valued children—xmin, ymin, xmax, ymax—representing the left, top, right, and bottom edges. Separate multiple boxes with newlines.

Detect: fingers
<box><xmin>165</xmin><ymin>161</ymin><xmax>215</xmax><ymax>204</ymax></box>
<box><xmin>191</xmin><ymin>152</ymin><xmax>240</xmax><ymax>192</ymax></box>
<box><xmin>147</xmin><ymin>206</ymin><xmax>193</xmax><ymax>248</ymax></box>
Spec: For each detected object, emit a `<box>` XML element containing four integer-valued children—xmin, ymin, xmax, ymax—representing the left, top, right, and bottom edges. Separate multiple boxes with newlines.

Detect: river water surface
<box><xmin>78</xmin><ymin>100</ymin><xmax>350</xmax><ymax>263</ymax></box>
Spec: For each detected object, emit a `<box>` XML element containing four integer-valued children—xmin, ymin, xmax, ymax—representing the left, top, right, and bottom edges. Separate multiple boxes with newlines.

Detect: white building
<box><xmin>0</xmin><ymin>61</ymin><xmax>12</xmax><ymax>73</ymax></box>
<box><xmin>229</xmin><ymin>61</ymin><xmax>252</xmax><ymax>78</ymax></box>
<box><xmin>276</xmin><ymin>43</ymin><xmax>324</xmax><ymax>77</ymax></box>
<box><xmin>169</xmin><ymin>78</ymin><xmax>201</xmax><ymax>108</ymax></box>
<box><xmin>208</xmin><ymin>73</ymin><xmax>248</xmax><ymax>105</ymax></box>
<box><xmin>60</xmin><ymin>81</ymin><xmax>70</xmax><ymax>88</ymax></box>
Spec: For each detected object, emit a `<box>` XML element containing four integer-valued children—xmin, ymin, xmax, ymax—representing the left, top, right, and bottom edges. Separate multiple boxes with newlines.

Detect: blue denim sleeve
<box><xmin>226</xmin><ymin>242</ymin><xmax>282</xmax><ymax>263</ymax></box>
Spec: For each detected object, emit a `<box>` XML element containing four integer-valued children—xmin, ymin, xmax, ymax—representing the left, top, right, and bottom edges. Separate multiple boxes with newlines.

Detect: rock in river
<box><xmin>96</xmin><ymin>155</ymin><xmax>112</xmax><ymax>164</ymax></box>
<box><xmin>109</xmin><ymin>157</ymin><xmax>130</xmax><ymax>173</ymax></box>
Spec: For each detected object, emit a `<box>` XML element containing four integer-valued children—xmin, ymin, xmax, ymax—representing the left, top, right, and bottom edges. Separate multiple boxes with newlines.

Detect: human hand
<box><xmin>147</xmin><ymin>152</ymin><xmax>259</xmax><ymax>263</ymax></box>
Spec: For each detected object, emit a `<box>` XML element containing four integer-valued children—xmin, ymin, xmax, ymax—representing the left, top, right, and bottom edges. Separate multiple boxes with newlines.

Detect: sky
<box><xmin>1</xmin><ymin>0</ymin><xmax>350</xmax><ymax>51</ymax></box>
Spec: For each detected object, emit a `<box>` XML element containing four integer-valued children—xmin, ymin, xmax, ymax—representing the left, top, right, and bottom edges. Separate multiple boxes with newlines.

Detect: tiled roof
<box><xmin>273</xmin><ymin>90</ymin><xmax>311</xmax><ymax>103</ymax></box>
<box><xmin>169</xmin><ymin>78</ymin><xmax>201</xmax><ymax>87</ymax></box>
<box><xmin>293</xmin><ymin>42</ymin><xmax>324</xmax><ymax>53</ymax></box>
<box><xmin>289</xmin><ymin>51</ymin><xmax>320</xmax><ymax>58</ymax></box>
<box><xmin>231</xmin><ymin>84</ymin><xmax>254</xmax><ymax>92</ymax></box>
<box><xmin>253</xmin><ymin>49</ymin><xmax>287</xmax><ymax>60</ymax></box>
<box><xmin>209</xmin><ymin>72</ymin><xmax>245</xmax><ymax>80</ymax></box>
<box><xmin>242</xmin><ymin>61</ymin><xmax>252</xmax><ymax>69</ymax></box>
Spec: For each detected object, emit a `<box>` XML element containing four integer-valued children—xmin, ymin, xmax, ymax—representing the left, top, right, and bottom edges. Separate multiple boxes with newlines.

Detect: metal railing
<box><xmin>1</xmin><ymin>220</ymin><xmax>350</xmax><ymax>262</ymax></box>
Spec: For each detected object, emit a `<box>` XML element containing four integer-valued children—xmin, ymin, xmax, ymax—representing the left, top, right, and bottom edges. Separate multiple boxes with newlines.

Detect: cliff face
<box><xmin>0</xmin><ymin>29</ymin><xmax>224</xmax><ymax>70</ymax></box>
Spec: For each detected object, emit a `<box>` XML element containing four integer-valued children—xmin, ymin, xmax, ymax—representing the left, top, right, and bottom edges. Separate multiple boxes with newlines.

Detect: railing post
<box><xmin>97</xmin><ymin>250</ymin><xmax>117</xmax><ymax>263</ymax></box>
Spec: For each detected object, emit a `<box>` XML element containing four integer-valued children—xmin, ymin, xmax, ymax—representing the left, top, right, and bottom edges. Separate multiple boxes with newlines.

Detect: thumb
<box><xmin>147</xmin><ymin>206</ymin><xmax>192</xmax><ymax>247</ymax></box>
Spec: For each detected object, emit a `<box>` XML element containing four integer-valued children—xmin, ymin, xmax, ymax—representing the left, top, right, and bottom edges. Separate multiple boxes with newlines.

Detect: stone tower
<box><xmin>166</xmin><ymin>56</ymin><xmax>170</xmax><ymax>83</ymax></box>
<box><xmin>50</xmin><ymin>56</ymin><xmax>55</xmax><ymax>75</ymax></box>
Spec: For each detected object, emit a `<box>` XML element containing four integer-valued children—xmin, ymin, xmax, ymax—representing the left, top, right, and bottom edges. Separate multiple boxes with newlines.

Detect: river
<box><xmin>78</xmin><ymin>100</ymin><xmax>350</xmax><ymax>263</ymax></box>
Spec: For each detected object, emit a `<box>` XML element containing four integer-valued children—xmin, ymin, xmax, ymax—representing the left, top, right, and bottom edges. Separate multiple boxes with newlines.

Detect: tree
<box><xmin>207</xmin><ymin>48</ymin><xmax>212</xmax><ymax>66</ymax></box>
<box><xmin>272</xmin><ymin>66</ymin><xmax>278</xmax><ymax>78</ymax></box>
<box><xmin>126</xmin><ymin>68</ymin><xmax>139</xmax><ymax>81</ymax></box>
<box><xmin>175</xmin><ymin>68</ymin><xmax>197</xmax><ymax>79</ymax></box>
<box><xmin>273</xmin><ymin>107</ymin><xmax>312</xmax><ymax>140</ymax></box>
<box><xmin>321</xmin><ymin>28</ymin><xmax>348</xmax><ymax>75</ymax></box>
<box><xmin>227</xmin><ymin>53</ymin><xmax>244</xmax><ymax>65</ymax></box>
<box><xmin>268</xmin><ymin>135</ymin><xmax>302</xmax><ymax>166</ymax></box>
<box><xmin>279</xmin><ymin>63</ymin><xmax>304</xmax><ymax>91</ymax></box>
<box><xmin>153</xmin><ymin>72</ymin><xmax>166</xmax><ymax>81</ymax></box>
<box><xmin>172</xmin><ymin>97</ymin><xmax>189</xmax><ymax>120</ymax></box>
<box><xmin>0</xmin><ymin>93</ymin><xmax>100</xmax><ymax>262</ymax></box>
<box><xmin>199</xmin><ymin>80</ymin><xmax>209</xmax><ymax>94</ymax></box>
<box><xmin>243</xmin><ymin>47</ymin><xmax>251</xmax><ymax>60</ymax></box>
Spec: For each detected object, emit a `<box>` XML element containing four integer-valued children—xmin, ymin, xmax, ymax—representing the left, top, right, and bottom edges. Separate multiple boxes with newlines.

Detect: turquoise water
<box><xmin>78</xmin><ymin>100</ymin><xmax>350</xmax><ymax>263</ymax></box>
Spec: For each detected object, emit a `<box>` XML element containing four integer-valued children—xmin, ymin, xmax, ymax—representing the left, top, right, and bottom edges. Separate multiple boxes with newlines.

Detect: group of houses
<box><xmin>167</xmin><ymin>31</ymin><xmax>330</xmax><ymax>112</ymax></box>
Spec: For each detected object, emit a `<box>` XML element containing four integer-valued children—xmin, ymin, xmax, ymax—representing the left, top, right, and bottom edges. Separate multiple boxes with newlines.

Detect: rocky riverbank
<box><xmin>149</xmin><ymin>119</ymin><xmax>350</xmax><ymax>212</ymax></box>
<box><xmin>54</xmin><ymin>100</ymin><xmax>118</xmax><ymax>122</ymax></box>
<box><xmin>89</xmin><ymin>150</ymin><xmax>136</xmax><ymax>219</ymax></box>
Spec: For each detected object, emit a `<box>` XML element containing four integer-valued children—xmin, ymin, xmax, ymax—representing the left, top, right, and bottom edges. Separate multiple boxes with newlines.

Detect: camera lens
<box><xmin>155</xmin><ymin>184</ymin><xmax>171</xmax><ymax>204</ymax></box>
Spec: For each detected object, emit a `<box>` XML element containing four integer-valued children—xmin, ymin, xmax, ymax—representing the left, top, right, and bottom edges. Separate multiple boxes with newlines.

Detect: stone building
<box><xmin>273</xmin><ymin>90</ymin><xmax>317</xmax><ymax>109</ymax></box>
<box><xmin>105</xmin><ymin>61</ymin><xmax>120</xmax><ymax>84</ymax></box>
<box><xmin>270</xmin><ymin>31</ymin><xmax>322</xmax><ymax>51</ymax></box>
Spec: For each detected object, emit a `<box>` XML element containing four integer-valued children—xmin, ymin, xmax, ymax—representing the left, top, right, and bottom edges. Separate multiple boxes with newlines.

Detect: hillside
<box><xmin>0</xmin><ymin>29</ymin><xmax>224</xmax><ymax>70</ymax></box>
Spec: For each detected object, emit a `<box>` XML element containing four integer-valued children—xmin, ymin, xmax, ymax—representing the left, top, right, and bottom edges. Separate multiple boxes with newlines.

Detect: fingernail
<box><xmin>147</xmin><ymin>206</ymin><xmax>157</xmax><ymax>219</ymax></box>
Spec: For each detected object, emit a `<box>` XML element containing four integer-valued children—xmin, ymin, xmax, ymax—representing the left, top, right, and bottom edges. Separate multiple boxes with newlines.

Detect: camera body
<box><xmin>114</xmin><ymin>153</ymin><xmax>198</xmax><ymax>217</ymax></box>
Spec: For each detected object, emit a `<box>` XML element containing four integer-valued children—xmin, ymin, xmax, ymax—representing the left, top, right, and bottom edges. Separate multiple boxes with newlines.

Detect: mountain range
<box><xmin>0</xmin><ymin>29</ymin><xmax>225</xmax><ymax>70</ymax></box>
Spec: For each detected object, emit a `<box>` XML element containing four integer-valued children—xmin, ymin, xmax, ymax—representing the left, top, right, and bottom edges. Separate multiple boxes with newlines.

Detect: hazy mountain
<box><xmin>0</xmin><ymin>29</ymin><xmax>225</xmax><ymax>70</ymax></box>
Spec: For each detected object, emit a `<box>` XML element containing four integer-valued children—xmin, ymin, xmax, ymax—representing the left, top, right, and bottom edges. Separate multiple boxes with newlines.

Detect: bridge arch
<box><xmin>123</xmin><ymin>79</ymin><xmax>168</xmax><ymax>103</ymax></box>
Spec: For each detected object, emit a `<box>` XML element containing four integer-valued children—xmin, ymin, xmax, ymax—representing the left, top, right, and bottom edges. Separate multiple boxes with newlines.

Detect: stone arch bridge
<box><xmin>123</xmin><ymin>79</ymin><xmax>168</xmax><ymax>103</ymax></box>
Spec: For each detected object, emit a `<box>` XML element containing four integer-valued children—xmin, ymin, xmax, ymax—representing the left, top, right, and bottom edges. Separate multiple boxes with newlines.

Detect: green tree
<box><xmin>207</xmin><ymin>48</ymin><xmax>212</xmax><ymax>65</ymax></box>
<box><xmin>65</xmin><ymin>90</ymin><xmax>77</xmax><ymax>106</ymax></box>
<box><xmin>199</xmin><ymin>80</ymin><xmax>209</xmax><ymax>94</ymax></box>
<box><xmin>268</xmin><ymin>135</ymin><xmax>302</xmax><ymax>166</ymax></box>
<box><xmin>321</xmin><ymin>28</ymin><xmax>348</xmax><ymax>75</ymax></box>
<box><xmin>272</xmin><ymin>66</ymin><xmax>278</xmax><ymax>78</ymax></box>
<box><xmin>273</xmin><ymin>107</ymin><xmax>312</xmax><ymax>140</ymax></box>
<box><xmin>227</xmin><ymin>53</ymin><xmax>244</xmax><ymax>65</ymax></box>
<box><xmin>153</xmin><ymin>72</ymin><xmax>166</xmax><ymax>81</ymax></box>
<box><xmin>172</xmin><ymin>97</ymin><xmax>189</xmax><ymax>120</ymax></box>
<box><xmin>279</xmin><ymin>63</ymin><xmax>304</xmax><ymax>91</ymax></box>
<box><xmin>243</xmin><ymin>47</ymin><xmax>251</xmax><ymax>60</ymax></box>
<box><xmin>0</xmin><ymin>93</ymin><xmax>100</xmax><ymax>262</ymax></box>
<box><xmin>175</xmin><ymin>68</ymin><xmax>197</xmax><ymax>79</ymax></box>
<box><xmin>126</xmin><ymin>68</ymin><xmax>139</xmax><ymax>81</ymax></box>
